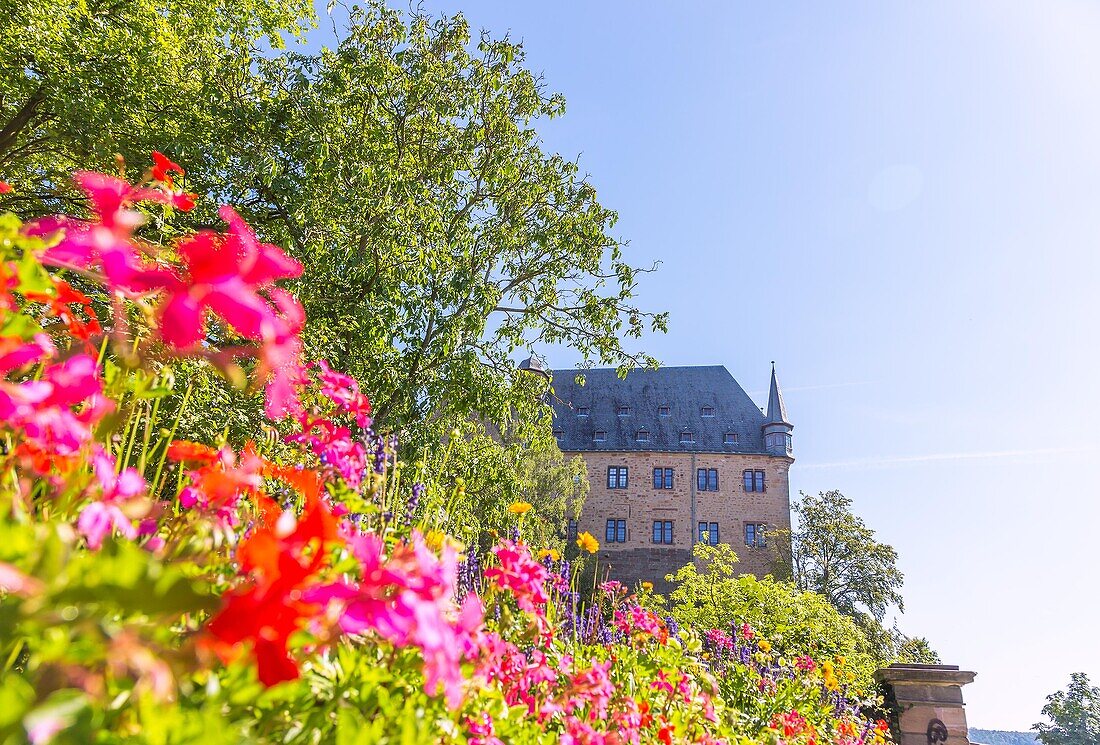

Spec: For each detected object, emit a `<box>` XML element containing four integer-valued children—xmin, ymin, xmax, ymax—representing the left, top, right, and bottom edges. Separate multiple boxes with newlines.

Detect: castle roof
<box><xmin>549</xmin><ymin>365</ymin><xmax>772</xmax><ymax>454</ymax></box>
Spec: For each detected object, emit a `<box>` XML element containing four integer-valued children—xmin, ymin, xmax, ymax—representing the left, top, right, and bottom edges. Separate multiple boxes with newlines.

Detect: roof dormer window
<box><xmin>617</xmin><ymin>406</ymin><xmax>630</xmax><ymax>416</ymax></box>
<box><xmin>575</xmin><ymin>407</ymin><xmax>589</xmax><ymax>417</ymax></box>
<box><xmin>635</xmin><ymin>430</ymin><xmax>650</xmax><ymax>442</ymax></box>
<box><xmin>679</xmin><ymin>432</ymin><xmax>694</xmax><ymax>444</ymax></box>
<box><xmin>701</xmin><ymin>406</ymin><xmax>715</xmax><ymax>417</ymax></box>
<box><xmin>658</xmin><ymin>405</ymin><xmax>670</xmax><ymax>417</ymax></box>
<box><xmin>723</xmin><ymin>432</ymin><xmax>738</xmax><ymax>445</ymax></box>
<box><xmin>553</xmin><ymin>429</ymin><xmax>564</xmax><ymax>438</ymax></box>
<box><xmin>594</xmin><ymin>430</ymin><xmax>607</xmax><ymax>442</ymax></box>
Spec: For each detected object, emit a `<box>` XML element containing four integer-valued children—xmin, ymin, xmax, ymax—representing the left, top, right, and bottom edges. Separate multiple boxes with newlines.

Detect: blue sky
<box><xmin>353</xmin><ymin>1</ymin><xmax>1100</xmax><ymax>730</ymax></box>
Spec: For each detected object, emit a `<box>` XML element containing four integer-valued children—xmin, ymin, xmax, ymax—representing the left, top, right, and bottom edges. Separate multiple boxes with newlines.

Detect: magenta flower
<box><xmin>159</xmin><ymin>206</ymin><xmax>302</xmax><ymax>349</ymax></box>
<box><xmin>484</xmin><ymin>540</ymin><xmax>550</xmax><ymax>614</ymax></box>
<box><xmin>32</xmin><ymin>172</ymin><xmax>178</xmax><ymax>295</ymax></box>
<box><xmin>307</xmin><ymin>531</ymin><xmax>482</xmax><ymax>709</ymax></box>
<box><xmin>0</xmin><ymin>354</ymin><xmax>109</xmax><ymax>457</ymax></box>
<box><xmin>314</xmin><ymin>359</ymin><xmax>372</xmax><ymax>426</ymax></box>
<box><xmin>77</xmin><ymin>451</ymin><xmax>146</xmax><ymax>550</ymax></box>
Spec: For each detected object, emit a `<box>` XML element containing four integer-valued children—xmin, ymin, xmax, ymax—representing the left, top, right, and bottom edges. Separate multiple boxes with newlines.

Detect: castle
<box><xmin>535</xmin><ymin>361</ymin><xmax>794</xmax><ymax>590</ymax></box>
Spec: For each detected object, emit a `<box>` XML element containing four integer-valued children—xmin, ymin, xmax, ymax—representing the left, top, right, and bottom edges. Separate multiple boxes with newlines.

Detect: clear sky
<box><xmin>367</xmin><ymin>1</ymin><xmax>1099</xmax><ymax>730</ymax></box>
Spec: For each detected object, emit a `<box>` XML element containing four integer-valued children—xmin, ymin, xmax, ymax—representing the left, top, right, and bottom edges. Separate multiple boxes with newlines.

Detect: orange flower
<box><xmin>576</xmin><ymin>531</ymin><xmax>599</xmax><ymax>554</ymax></box>
<box><xmin>167</xmin><ymin>440</ymin><xmax>220</xmax><ymax>464</ymax></box>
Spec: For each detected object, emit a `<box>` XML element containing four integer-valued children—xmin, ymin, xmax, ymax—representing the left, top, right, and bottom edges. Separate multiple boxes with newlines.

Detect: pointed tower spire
<box><xmin>765</xmin><ymin>362</ymin><xmax>790</xmax><ymax>425</ymax></box>
<box><xmin>762</xmin><ymin>362</ymin><xmax>793</xmax><ymax>456</ymax></box>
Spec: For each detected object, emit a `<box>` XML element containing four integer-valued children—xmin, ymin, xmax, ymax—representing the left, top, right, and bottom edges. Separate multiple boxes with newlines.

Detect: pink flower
<box><xmin>314</xmin><ymin>359</ymin><xmax>372</xmax><ymax>426</ymax></box>
<box><xmin>307</xmin><ymin>531</ymin><xmax>482</xmax><ymax>709</ymax></box>
<box><xmin>287</xmin><ymin>416</ymin><xmax>367</xmax><ymax>489</ymax></box>
<box><xmin>0</xmin><ymin>354</ymin><xmax>109</xmax><ymax>458</ymax></box>
<box><xmin>484</xmin><ymin>540</ymin><xmax>550</xmax><ymax>614</ymax></box>
<box><xmin>0</xmin><ymin>562</ymin><xmax>43</xmax><ymax>596</ymax></box>
<box><xmin>77</xmin><ymin>451</ymin><xmax>146</xmax><ymax>549</ymax></box>
<box><xmin>564</xmin><ymin>660</ymin><xmax>615</xmax><ymax>718</ymax></box>
<box><xmin>465</xmin><ymin>711</ymin><xmax>504</xmax><ymax>745</ymax></box>
<box><xmin>0</xmin><ymin>334</ymin><xmax>54</xmax><ymax>374</ymax></box>
<box><xmin>159</xmin><ymin>206</ymin><xmax>302</xmax><ymax>349</ymax></box>
<box><xmin>31</xmin><ymin>172</ymin><xmax>177</xmax><ymax>295</ymax></box>
<box><xmin>78</xmin><ymin>501</ymin><xmax>138</xmax><ymax>550</ymax></box>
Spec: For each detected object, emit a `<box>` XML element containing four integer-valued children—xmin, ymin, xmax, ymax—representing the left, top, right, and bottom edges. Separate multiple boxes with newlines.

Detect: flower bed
<box><xmin>0</xmin><ymin>160</ymin><xmax>888</xmax><ymax>744</ymax></box>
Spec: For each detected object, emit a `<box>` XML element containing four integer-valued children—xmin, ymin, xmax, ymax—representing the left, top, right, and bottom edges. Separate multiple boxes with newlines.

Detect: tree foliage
<box><xmin>666</xmin><ymin>543</ymin><xmax>883</xmax><ymax>690</ymax></box>
<box><xmin>1</xmin><ymin>0</ymin><xmax>661</xmax><ymax>529</ymax></box>
<box><xmin>0</xmin><ymin>1</ymin><xmax>666</xmax><ymax>450</ymax></box>
<box><xmin>1034</xmin><ymin>673</ymin><xmax>1100</xmax><ymax>745</ymax></box>
<box><xmin>776</xmin><ymin>490</ymin><xmax>905</xmax><ymax>624</ymax></box>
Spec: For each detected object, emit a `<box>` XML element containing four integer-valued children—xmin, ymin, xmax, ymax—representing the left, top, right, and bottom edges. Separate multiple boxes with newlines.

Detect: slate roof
<box><xmin>549</xmin><ymin>366</ymin><xmax>772</xmax><ymax>454</ymax></box>
<box><xmin>764</xmin><ymin>363</ymin><xmax>791</xmax><ymax>426</ymax></box>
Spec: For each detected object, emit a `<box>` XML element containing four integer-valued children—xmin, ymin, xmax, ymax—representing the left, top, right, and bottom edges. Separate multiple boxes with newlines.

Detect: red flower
<box><xmin>26</xmin><ymin>279</ymin><xmax>102</xmax><ymax>343</ymax></box>
<box><xmin>150</xmin><ymin>151</ymin><xmax>184</xmax><ymax>184</ymax></box>
<box><xmin>0</xmin><ymin>181</ymin><xmax>11</xmax><ymax>194</ymax></box>
<box><xmin>158</xmin><ymin>206</ymin><xmax>302</xmax><ymax>348</ymax></box>
<box><xmin>166</xmin><ymin>439</ymin><xmax>220</xmax><ymax>464</ymax></box>
<box><xmin>202</xmin><ymin>493</ymin><xmax>341</xmax><ymax>686</ymax></box>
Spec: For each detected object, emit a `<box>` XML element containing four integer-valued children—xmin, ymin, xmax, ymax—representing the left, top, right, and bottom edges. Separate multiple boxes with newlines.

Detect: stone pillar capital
<box><xmin>875</xmin><ymin>664</ymin><xmax>977</xmax><ymax>745</ymax></box>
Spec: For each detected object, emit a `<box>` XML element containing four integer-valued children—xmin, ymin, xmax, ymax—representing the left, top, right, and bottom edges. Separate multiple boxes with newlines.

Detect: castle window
<box><xmin>576</xmin><ymin>407</ymin><xmax>589</xmax><ymax>417</ymax></box>
<box><xmin>607</xmin><ymin>466</ymin><xmax>628</xmax><ymax>489</ymax></box>
<box><xmin>653</xmin><ymin>467</ymin><xmax>673</xmax><ymax>489</ymax></box>
<box><xmin>617</xmin><ymin>406</ymin><xmax>630</xmax><ymax>416</ymax></box>
<box><xmin>567</xmin><ymin>519</ymin><xmax>578</xmax><ymax>540</ymax></box>
<box><xmin>698</xmin><ymin>522</ymin><xmax>720</xmax><ymax>545</ymax></box>
<box><xmin>724</xmin><ymin>433</ymin><xmax>738</xmax><ymax>445</ymax></box>
<box><xmin>679</xmin><ymin>432</ymin><xmax>694</xmax><ymax>444</ymax></box>
<box><xmin>744</xmin><ymin>522</ymin><xmax>767</xmax><ymax>548</ymax></box>
<box><xmin>553</xmin><ymin>429</ymin><xmax>564</xmax><ymax>438</ymax></box>
<box><xmin>605</xmin><ymin>519</ymin><xmax>627</xmax><ymax>543</ymax></box>
<box><xmin>635</xmin><ymin>430</ymin><xmax>650</xmax><ymax>442</ymax></box>
<box><xmin>594</xmin><ymin>430</ymin><xmax>606</xmax><ymax>442</ymax></box>
<box><xmin>696</xmin><ymin>468</ymin><xmax>718</xmax><ymax>491</ymax></box>
<box><xmin>652</xmin><ymin>520</ymin><xmax>674</xmax><ymax>545</ymax></box>
<box><xmin>743</xmin><ymin>470</ymin><xmax>766</xmax><ymax>492</ymax></box>
<box><xmin>701</xmin><ymin>406</ymin><xmax>715</xmax><ymax>417</ymax></box>
<box><xmin>658</xmin><ymin>405</ymin><xmax>671</xmax><ymax>417</ymax></box>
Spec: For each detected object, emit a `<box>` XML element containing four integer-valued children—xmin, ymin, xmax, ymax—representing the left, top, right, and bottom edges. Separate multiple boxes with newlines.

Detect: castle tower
<box><xmin>762</xmin><ymin>363</ymin><xmax>793</xmax><ymax>456</ymax></box>
<box><xmin>517</xmin><ymin>353</ymin><xmax>551</xmax><ymax>381</ymax></box>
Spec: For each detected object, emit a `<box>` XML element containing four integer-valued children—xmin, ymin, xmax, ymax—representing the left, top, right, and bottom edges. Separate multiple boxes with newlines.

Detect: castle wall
<box><xmin>566</xmin><ymin>450</ymin><xmax>792</xmax><ymax>593</ymax></box>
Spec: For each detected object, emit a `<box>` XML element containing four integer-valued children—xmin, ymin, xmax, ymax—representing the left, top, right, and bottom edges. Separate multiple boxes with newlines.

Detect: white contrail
<box><xmin>798</xmin><ymin>446</ymin><xmax>1096</xmax><ymax>470</ymax></box>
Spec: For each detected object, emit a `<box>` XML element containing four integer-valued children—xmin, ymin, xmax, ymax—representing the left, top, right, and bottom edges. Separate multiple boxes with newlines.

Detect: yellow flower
<box><xmin>508</xmin><ymin>501</ymin><xmax>533</xmax><ymax>516</ymax></box>
<box><xmin>641</xmin><ymin>581</ymin><xmax>654</xmax><ymax>592</ymax></box>
<box><xmin>424</xmin><ymin>530</ymin><xmax>446</xmax><ymax>550</ymax></box>
<box><xmin>758</xmin><ymin>640</ymin><xmax>772</xmax><ymax>653</ymax></box>
<box><xmin>537</xmin><ymin>548</ymin><xmax>561</xmax><ymax>562</ymax></box>
<box><xmin>576</xmin><ymin>531</ymin><xmax>599</xmax><ymax>554</ymax></box>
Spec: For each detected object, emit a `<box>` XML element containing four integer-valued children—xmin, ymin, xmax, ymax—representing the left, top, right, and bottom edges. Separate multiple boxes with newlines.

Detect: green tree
<box><xmin>0</xmin><ymin>0</ymin><xmax>310</xmax><ymax>208</ymax></box>
<box><xmin>1034</xmin><ymin>673</ymin><xmax>1100</xmax><ymax>745</ymax></box>
<box><xmin>666</xmin><ymin>543</ymin><xmax>883</xmax><ymax>689</ymax></box>
<box><xmin>776</xmin><ymin>490</ymin><xmax>904</xmax><ymax>623</ymax></box>
<box><xmin>1</xmin><ymin>1</ymin><xmax>664</xmax><ymax>529</ymax></box>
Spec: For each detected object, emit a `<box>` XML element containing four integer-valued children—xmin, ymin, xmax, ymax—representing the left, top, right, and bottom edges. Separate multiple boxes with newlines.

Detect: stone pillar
<box><xmin>875</xmin><ymin>664</ymin><xmax>977</xmax><ymax>745</ymax></box>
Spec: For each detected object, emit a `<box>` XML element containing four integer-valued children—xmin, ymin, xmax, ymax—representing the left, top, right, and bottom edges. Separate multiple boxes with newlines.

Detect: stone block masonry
<box><xmin>566</xmin><ymin>450</ymin><xmax>792</xmax><ymax>592</ymax></box>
